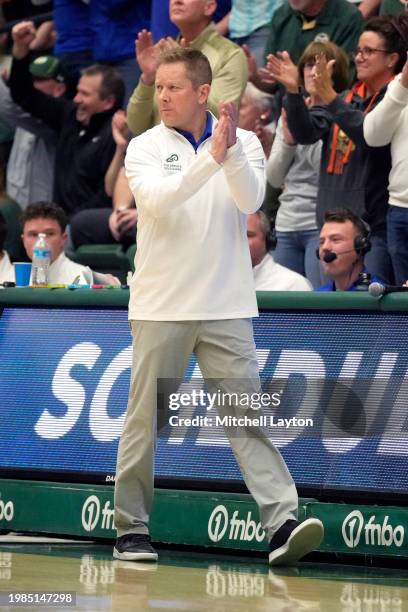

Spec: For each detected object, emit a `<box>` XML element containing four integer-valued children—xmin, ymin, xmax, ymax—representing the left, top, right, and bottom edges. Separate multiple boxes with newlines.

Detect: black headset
<box><xmin>256</xmin><ymin>211</ymin><xmax>277</xmax><ymax>251</ymax></box>
<box><xmin>353</xmin><ymin>218</ymin><xmax>372</xmax><ymax>256</ymax></box>
<box><xmin>266</xmin><ymin>227</ymin><xmax>277</xmax><ymax>252</ymax></box>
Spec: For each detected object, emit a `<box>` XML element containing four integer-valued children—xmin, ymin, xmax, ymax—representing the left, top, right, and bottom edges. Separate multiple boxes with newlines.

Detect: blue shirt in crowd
<box><xmin>315</xmin><ymin>270</ymin><xmax>383</xmax><ymax>292</ymax></box>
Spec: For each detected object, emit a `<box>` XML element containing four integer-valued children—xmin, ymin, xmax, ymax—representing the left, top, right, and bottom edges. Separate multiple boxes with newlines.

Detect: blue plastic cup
<box><xmin>14</xmin><ymin>262</ymin><xmax>32</xmax><ymax>286</ymax></box>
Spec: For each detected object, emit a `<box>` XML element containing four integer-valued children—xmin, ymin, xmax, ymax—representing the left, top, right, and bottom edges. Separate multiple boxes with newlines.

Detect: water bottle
<box><xmin>32</xmin><ymin>233</ymin><xmax>51</xmax><ymax>286</ymax></box>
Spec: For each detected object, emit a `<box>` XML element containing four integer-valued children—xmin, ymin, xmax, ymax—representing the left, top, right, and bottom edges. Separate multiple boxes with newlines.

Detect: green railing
<box><xmin>1</xmin><ymin>288</ymin><xmax>408</xmax><ymax>311</ymax></box>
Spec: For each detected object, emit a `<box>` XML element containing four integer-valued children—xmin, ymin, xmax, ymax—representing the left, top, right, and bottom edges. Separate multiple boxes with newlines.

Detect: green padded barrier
<box><xmin>0</xmin><ymin>288</ymin><xmax>408</xmax><ymax>312</ymax></box>
<box><xmin>71</xmin><ymin>243</ymin><xmax>132</xmax><ymax>284</ymax></box>
<box><xmin>256</xmin><ymin>290</ymin><xmax>380</xmax><ymax>311</ymax></box>
<box><xmin>2</xmin><ymin>479</ymin><xmax>408</xmax><ymax>558</ymax></box>
<box><xmin>0</xmin><ymin>287</ymin><xmax>130</xmax><ymax>307</ymax></box>
<box><xmin>71</xmin><ymin>244</ymin><xmax>129</xmax><ymax>269</ymax></box>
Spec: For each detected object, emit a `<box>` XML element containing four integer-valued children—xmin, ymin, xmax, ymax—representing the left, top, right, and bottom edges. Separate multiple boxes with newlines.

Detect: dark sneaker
<box><xmin>268</xmin><ymin>518</ymin><xmax>324</xmax><ymax>566</ymax></box>
<box><xmin>113</xmin><ymin>533</ymin><xmax>158</xmax><ymax>562</ymax></box>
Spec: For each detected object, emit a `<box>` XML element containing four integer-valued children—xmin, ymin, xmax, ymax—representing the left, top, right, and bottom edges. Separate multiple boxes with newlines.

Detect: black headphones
<box><xmin>256</xmin><ymin>211</ymin><xmax>277</xmax><ymax>251</ymax></box>
<box><xmin>266</xmin><ymin>227</ymin><xmax>277</xmax><ymax>251</ymax></box>
<box><xmin>353</xmin><ymin>218</ymin><xmax>372</xmax><ymax>256</ymax></box>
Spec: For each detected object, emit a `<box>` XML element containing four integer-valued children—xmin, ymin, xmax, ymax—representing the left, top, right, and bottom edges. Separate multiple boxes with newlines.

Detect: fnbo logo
<box><xmin>208</xmin><ymin>505</ymin><xmax>265</xmax><ymax>543</ymax></box>
<box><xmin>208</xmin><ymin>505</ymin><xmax>229</xmax><ymax>542</ymax></box>
<box><xmin>82</xmin><ymin>495</ymin><xmax>101</xmax><ymax>532</ymax></box>
<box><xmin>81</xmin><ymin>495</ymin><xmax>115</xmax><ymax>533</ymax></box>
<box><xmin>342</xmin><ymin>510</ymin><xmax>364</xmax><ymax>548</ymax></box>
<box><xmin>342</xmin><ymin>510</ymin><xmax>404</xmax><ymax>548</ymax></box>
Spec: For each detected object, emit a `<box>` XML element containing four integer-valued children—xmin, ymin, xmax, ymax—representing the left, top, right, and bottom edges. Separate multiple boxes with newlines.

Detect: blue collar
<box><xmin>176</xmin><ymin>112</ymin><xmax>213</xmax><ymax>151</ymax></box>
<box><xmin>315</xmin><ymin>268</ymin><xmax>383</xmax><ymax>292</ymax></box>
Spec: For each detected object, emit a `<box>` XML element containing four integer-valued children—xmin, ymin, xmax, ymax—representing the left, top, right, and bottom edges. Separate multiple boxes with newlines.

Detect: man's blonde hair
<box><xmin>158</xmin><ymin>47</ymin><xmax>212</xmax><ymax>89</ymax></box>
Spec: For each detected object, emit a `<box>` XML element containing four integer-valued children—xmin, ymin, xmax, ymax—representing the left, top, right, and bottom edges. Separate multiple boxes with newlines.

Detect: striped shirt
<box><xmin>229</xmin><ymin>0</ymin><xmax>281</xmax><ymax>38</ymax></box>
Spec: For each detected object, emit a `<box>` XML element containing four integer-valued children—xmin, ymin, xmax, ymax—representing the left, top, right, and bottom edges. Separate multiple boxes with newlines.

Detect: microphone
<box><xmin>368</xmin><ymin>282</ymin><xmax>408</xmax><ymax>297</ymax></box>
<box><xmin>322</xmin><ymin>251</ymin><xmax>337</xmax><ymax>263</ymax></box>
<box><xmin>317</xmin><ymin>249</ymin><xmax>357</xmax><ymax>263</ymax></box>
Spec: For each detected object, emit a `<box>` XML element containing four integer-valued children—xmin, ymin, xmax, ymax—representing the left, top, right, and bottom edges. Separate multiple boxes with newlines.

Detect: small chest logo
<box><xmin>164</xmin><ymin>153</ymin><xmax>182</xmax><ymax>173</ymax></box>
<box><xmin>314</xmin><ymin>32</ymin><xmax>330</xmax><ymax>43</ymax></box>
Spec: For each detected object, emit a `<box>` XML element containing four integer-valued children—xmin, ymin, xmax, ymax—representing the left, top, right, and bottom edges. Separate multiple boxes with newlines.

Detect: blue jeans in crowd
<box><xmin>364</xmin><ymin>230</ymin><xmax>394</xmax><ymax>285</ymax></box>
<box><xmin>386</xmin><ymin>206</ymin><xmax>408</xmax><ymax>285</ymax></box>
<box><xmin>231</xmin><ymin>25</ymin><xmax>271</xmax><ymax>68</ymax></box>
<box><xmin>102</xmin><ymin>57</ymin><xmax>141</xmax><ymax>106</ymax></box>
<box><xmin>273</xmin><ymin>230</ymin><xmax>326</xmax><ymax>289</ymax></box>
<box><xmin>115</xmin><ymin>57</ymin><xmax>141</xmax><ymax>106</ymax></box>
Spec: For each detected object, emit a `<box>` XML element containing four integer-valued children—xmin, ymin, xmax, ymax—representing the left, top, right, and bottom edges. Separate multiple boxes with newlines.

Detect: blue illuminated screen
<box><xmin>0</xmin><ymin>307</ymin><xmax>407</xmax><ymax>497</ymax></box>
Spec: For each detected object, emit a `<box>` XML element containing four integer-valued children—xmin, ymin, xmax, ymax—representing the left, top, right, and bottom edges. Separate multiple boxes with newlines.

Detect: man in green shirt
<box><xmin>127</xmin><ymin>0</ymin><xmax>248</xmax><ymax>136</ymax></box>
<box><xmin>380</xmin><ymin>0</ymin><xmax>406</xmax><ymax>14</ymax></box>
<box><xmin>264</xmin><ymin>0</ymin><xmax>363</xmax><ymax>65</ymax></box>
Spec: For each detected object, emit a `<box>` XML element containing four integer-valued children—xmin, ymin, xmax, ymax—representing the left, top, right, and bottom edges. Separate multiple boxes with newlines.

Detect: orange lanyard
<box><xmin>327</xmin><ymin>82</ymin><xmax>384</xmax><ymax>174</ymax></box>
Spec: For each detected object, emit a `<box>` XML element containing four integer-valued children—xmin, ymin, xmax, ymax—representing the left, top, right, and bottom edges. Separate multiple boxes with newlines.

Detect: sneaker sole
<box><xmin>113</xmin><ymin>547</ymin><xmax>158</xmax><ymax>562</ymax></box>
<box><xmin>112</xmin><ymin>560</ymin><xmax>158</xmax><ymax>572</ymax></box>
<box><xmin>268</xmin><ymin>518</ymin><xmax>324</xmax><ymax>566</ymax></box>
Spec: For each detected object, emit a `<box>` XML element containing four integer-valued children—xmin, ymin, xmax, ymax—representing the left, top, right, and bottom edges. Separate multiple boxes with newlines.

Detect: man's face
<box><xmin>73</xmin><ymin>74</ymin><xmax>113</xmax><ymax>125</ymax></box>
<box><xmin>155</xmin><ymin>62</ymin><xmax>208</xmax><ymax>131</ymax></box>
<box><xmin>318</xmin><ymin>220</ymin><xmax>360</xmax><ymax>278</ymax></box>
<box><xmin>247</xmin><ymin>214</ymin><xmax>267</xmax><ymax>267</ymax></box>
<box><xmin>288</xmin><ymin>0</ymin><xmax>324</xmax><ymax>15</ymax></box>
<box><xmin>170</xmin><ymin>0</ymin><xmax>216</xmax><ymax>28</ymax></box>
<box><xmin>22</xmin><ymin>217</ymin><xmax>66</xmax><ymax>264</ymax></box>
<box><xmin>238</xmin><ymin>97</ymin><xmax>268</xmax><ymax>131</ymax></box>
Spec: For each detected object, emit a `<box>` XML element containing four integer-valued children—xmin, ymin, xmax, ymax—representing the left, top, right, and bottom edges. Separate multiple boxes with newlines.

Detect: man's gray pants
<box><xmin>114</xmin><ymin>319</ymin><xmax>298</xmax><ymax>542</ymax></box>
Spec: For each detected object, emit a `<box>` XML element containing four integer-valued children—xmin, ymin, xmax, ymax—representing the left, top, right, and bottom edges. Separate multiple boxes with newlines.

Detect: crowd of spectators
<box><xmin>1</xmin><ymin>0</ymin><xmax>408</xmax><ymax>291</ymax></box>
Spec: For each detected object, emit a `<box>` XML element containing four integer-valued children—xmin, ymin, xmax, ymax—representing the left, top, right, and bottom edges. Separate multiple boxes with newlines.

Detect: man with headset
<box><xmin>315</xmin><ymin>208</ymin><xmax>382</xmax><ymax>291</ymax></box>
<box><xmin>247</xmin><ymin>211</ymin><xmax>312</xmax><ymax>291</ymax></box>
